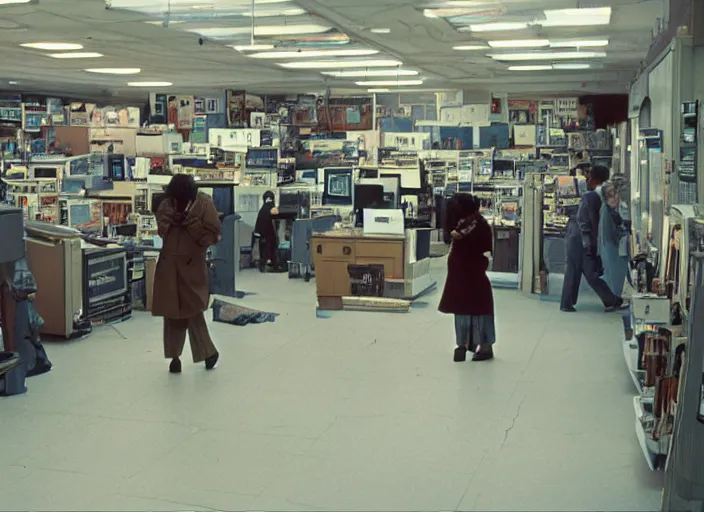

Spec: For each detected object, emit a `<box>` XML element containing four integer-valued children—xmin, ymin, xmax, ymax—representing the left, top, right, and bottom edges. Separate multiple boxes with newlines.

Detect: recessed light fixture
<box><xmin>488</xmin><ymin>39</ymin><xmax>549</xmax><ymax>48</ymax></box>
<box><xmin>550</xmin><ymin>39</ymin><xmax>609</xmax><ymax>48</ymax></box>
<box><xmin>370</xmin><ymin>28</ymin><xmax>391</xmax><ymax>34</ymax></box>
<box><xmin>355</xmin><ymin>80</ymin><xmax>424</xmax><ymax>86</ymax></box>
<box><xmin>8</xmin><ymin>81</ymin><xmax>18</xmax><ymax>85</ymax></box>
<box><xmin>553</xmin><ymin>63</ymin><xmax>591</xmax><ymax>70</ymax></box>
<box><xmin>85</xmin><ymin>68</ymin><xmax>141</xmax><ymax>75</ymax></box>
<box><xmin>0</xmin><ymin>0</ymin><xmax>32</xmax><ymax>4</ymax></box>
<box><xmin>128</xmin><ymin>81</ymin><xmax>172</xmax><ymax>87</ymax></box>
<box><xmin>368</xmin><ymin>88</ymin><xmax>391</xmax><ymax>92</ymax></box>
<box><xmin>322</xmin><ymin>69</ymin><xmax>419</xmax><ymax>77</ymax></box>
<box><xmin>466</xmin><ymin>22</ymin><xmax>528</xmax><ymax>32</ymax></box>
<box><xmin>231</xmin><ymin>44</ymin><xmax>276</xmax><ymax>51</ymax></box>
<box><xmin>48</xmin><ymin>52</ymin><xmax>104</xmax><ymax>59</ymax></box>
<box><xmin>539</xmin><ymin>7</ymin><xmax>611</xmax><ymax>27</ymax></box>
<box><xmin>489</xmin><ymin>51</ymin><xmax>606</xmax><ymax>61</ymax></box>
<box><xmin>240</xmin><ymin>8</ymin><xmax>306</xmax><ymax>17</ymax></box>
<box><xmin>21</xmin><ymin>42</ymin><xmax>83</xmax><ymax>50</ymax></box>
<box><xmin>279</xmin><ymin>59</ymin><xmax>402</xmax><ymax>69</ymax></box>
<box><xmin>249</xmin><ymin>49</ymin><xmax>378</xmax><ymax>59</ymax></box>
<box><xmin>190</xmin><ymin>24</ymin><xmax>331</xmax><ymax>38</ymax></box>
<box><xmin>453</xmin><ymin>44</ymin><xmax>489</xmax><ymax>50</ymax></box>
<box><xmin>508</xmin><ymin>65</ymin><xmax>553</xmax><ymax>71</ymax></box>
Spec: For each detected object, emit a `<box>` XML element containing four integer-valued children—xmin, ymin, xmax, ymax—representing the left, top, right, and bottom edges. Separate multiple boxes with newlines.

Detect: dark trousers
<box><xmin>163</xmin><ymin>313</ymin><xmax>217</xmax><ymax>363</ymax></box>
<box><xmin>258</xmin><ymin>237</ymin><xmax>277</xmax><ymax>270</ymax></box>
<box><xmin>561</xmin><ymin>242</ymin><xmax>621</xmax><ymax>310</ymax></box>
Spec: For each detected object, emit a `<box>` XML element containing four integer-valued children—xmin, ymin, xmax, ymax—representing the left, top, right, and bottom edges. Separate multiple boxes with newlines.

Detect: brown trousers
<box><xmin>163</xmin><ymin>313</ymin><xmax>217</xmax><ymax>363</ymax></box>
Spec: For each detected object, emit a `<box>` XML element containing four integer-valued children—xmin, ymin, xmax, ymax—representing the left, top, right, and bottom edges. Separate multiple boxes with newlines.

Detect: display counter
<box><xmin>311</xmin><ymin>228</ymin><xmax>435</xmax><ymax>310</ymax></box>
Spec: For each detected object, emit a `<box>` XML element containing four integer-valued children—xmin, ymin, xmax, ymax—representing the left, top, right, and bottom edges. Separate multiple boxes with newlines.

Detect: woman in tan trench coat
<box><xmin>152</xmin><ymin>174</ymin><xmax>221</xmax><ymax>373</ymax></box>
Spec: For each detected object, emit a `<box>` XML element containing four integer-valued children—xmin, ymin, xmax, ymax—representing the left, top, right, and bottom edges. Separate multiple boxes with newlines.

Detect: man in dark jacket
<box><xmin>560</xmin><ymin>165</ymin><xmax>627</xmax><ymax>313</ymax></box>
<box><xmin>254</xmin><ymin>190</ymin><xmax>279</xmax><ymax>272</ymax></box>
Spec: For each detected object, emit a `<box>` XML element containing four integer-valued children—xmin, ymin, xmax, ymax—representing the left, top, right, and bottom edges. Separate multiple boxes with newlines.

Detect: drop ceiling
<box><xmin>0</xmin><ymin>0</ymin><xmax>664</xmax><ymax>102</ymax></box>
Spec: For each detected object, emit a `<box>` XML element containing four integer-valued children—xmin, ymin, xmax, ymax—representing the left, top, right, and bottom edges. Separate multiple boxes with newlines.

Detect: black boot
<box><xmin>169</xmin><ymin>357</ymin><xmax>182</xmax><ymax>374</ymax></box>
<box><xmin>453</xmin><ymin>346</ymin><xmax>467</xmax><ymax>362</ymax></box>
<box><xmin>205</xmin><ymin>352</ymin><xmax>219</xmax><ymax>370</ymax></box>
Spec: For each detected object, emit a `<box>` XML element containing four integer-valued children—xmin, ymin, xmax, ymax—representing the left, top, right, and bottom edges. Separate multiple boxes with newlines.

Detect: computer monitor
<box><xmin>322</xmin><ymin>168</ymin><xmax>353</xmax><ymax>206</ymax></box>
<box><xmin>151</xmin><ymin>192</ymin><xmax>166</xmax><ymax>213</ymax></box>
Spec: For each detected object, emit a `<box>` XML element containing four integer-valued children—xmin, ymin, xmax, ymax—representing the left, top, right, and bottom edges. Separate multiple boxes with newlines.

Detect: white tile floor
<box><xmin>1</xmin><ymin>259</ymin><xmax>664</xmax><ymax>511</ymax></box>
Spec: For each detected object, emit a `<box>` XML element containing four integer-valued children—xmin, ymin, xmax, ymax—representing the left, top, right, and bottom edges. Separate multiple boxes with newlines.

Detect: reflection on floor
<box><xmin>0</xmin><ymin>259</ymin><xmax>663</xmax><ymax>511</ymax></box>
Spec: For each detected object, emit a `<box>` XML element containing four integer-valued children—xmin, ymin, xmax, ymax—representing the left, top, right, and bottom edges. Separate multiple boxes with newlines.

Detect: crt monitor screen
<box><xmin>151</xmin><ymin>192</ymin><xmax>166</xmax><ymax>213</ymax></box>
<box><xmin>354</xmin><ymin>184</ymin><xmax>385</xmax><ymax>211</ymax></box>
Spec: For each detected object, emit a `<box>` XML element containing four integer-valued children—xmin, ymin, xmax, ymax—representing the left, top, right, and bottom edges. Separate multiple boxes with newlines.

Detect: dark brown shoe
<box><xmin>453</xmin><ymin>346</ymin><xmax>467</xmax><ymax>362</ymax></box>
<box><xmin>472</xmin><ymin>346</ymin><xmax>494</xmax><ymax>362</ymax></box>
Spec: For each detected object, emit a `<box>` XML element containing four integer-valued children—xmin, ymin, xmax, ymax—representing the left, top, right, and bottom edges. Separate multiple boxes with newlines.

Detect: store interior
<box><xmin>2</xmin><ymin>0</ymin><xmax>704</xmax><ymax>511</ymax></box>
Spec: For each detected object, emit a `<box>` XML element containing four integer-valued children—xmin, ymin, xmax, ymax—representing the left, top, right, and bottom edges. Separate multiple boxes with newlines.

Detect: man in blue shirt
<box><xmin>560</xmin><ymin>165</ymin><xmax>628</xmax><ymax>313</ymax></box>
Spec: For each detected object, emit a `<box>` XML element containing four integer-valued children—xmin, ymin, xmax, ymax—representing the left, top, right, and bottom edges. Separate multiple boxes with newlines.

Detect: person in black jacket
<box><xmin>560</xmin><ymin>165</ymin><xmax>628</xmax><ymax>313</ymax></box>
<box><xmin>254</xmin><ymin>190</ymin><xmax>279</xmax><ymax>272</ymax></box>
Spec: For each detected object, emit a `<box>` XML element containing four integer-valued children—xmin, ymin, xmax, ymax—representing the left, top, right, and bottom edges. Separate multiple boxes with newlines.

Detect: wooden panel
<box><xmin>26</xmin><ymin>241</ymin><xmax>68</xmax><ymax>337</ymax></box>
<box><xmin>311</xmin><ymin>237</ymin><xmax>355</xmax><ymax>261</ymax></box>
<box><xmin>317</xmin><ymin>296</ymin><xmax>343</xmax><ymax>311</ymax></box>
<box><xmin>314</xmin><ymin>259</ymin><xmax>352</xmax><ymax>297</ymax></box>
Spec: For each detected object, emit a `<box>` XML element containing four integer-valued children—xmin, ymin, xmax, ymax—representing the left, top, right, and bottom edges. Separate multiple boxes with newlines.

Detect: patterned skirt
<box><xmin>454</xmin><ymin>314</ymin><xmax>496</xmax><ymax>349</ymax></box>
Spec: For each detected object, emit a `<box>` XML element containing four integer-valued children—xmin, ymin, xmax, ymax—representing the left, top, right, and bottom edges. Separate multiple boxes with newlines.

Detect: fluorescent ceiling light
<box><xmin>279</xmin><ymin>59</ymin><xmax>402</xmax><ymax>69</ymax></box>
<box><xmin>355</xmin><ymin>80</ymin><xmax>424</xmax><ymax>86</ymax></box>
<box><xmin>550</xmin><ymin>39</ymin><xmax>609</xmax><ymax>48</ymax></box>
<box><xmin>553</xmin><ymin>63</ymin><xmax>591</xmax><ymax>70</ymax></box>
<box><xmin>190</xmin><ymin>24</ymin><xmax>330</xmax><ymax>38</ymax></box>
<box><xmin>240</xmin><ymin>8</ymin><xmax>306</xmax><ymax>17</ymax></box>
<box><xmin>508</xmin><ymin>63</ymin><xmax>592</xmax><ymax>71</ymax></box>
<box><xmin>539</xmin><ymin>7</ymin><xmax>611</xmax><ymax>27</ymax></box>
<box><xmin>8</xmin><ymin>81</ymin><xmax>18</xmax><ymax>85</ymax></box>
<box><xmin>370</xmin><ymin>28</ymin><xmax>391</xmax><ymax>34</ymax></box>
<box><xmin>489</xmin><ymin>51</ymin><xmax>606</xmax><ymax>61</ymax></box>
<box><xmin>128</xmin><ymin>81</ymin><xmax>172</xmax><ymax>87</ymax></box>
<box><xmin>232</xmin><ymin>44</ymin><xmax>276</xmax><ymax>51</ymax></box>
<box><xmin>508</xmin><ymin>65</ymin><xmax>552</xmax><ymax>71</ymax></box>
<box><xmin>453</xmin><ymin>44</ymin><xmax>489</xmax><ymax>50</ymax></box>
<box><xmin>467</xmin><ymin>22</ymin><xmax>528</xmax><ymax>32</ymax></box>
<box><xmin>85</xmin><ymin>68</ymin><xmax>141</xmax><ymax>75</ymax></box>
<box><xmin>0</xmin><ymin>0</ymin><xmax>32</xmax><ymax>4</ymax></box>
<box><xmin>322</xmin><ymin>69</ymin><xmax>419</xmax><ymax>77</ymax></box>
<box><xmin>368</xmin><ymin>88</ymin><xmax>391</xmax><ymax>92</ymax></box>
<box><xmin>144</xmin><ymin>20</ymin><xmax>185</xmax><ymax>25</ymax></box>
<box><xmin>21</xmin><ymin>42</ymin><xmax>83</xmax><ymax>50</ymax></box>
<box><xmin>48</xmin><ymin>52</ymin><xmax>104</xmax><ymax>59</ymax></box>
<box><xmin>249</xmin><ymin>49</ymin><xmax>378</xmax><ymax>59</ymax></box>
<box><xmin>488</xmin><ymin>39</ymin><xmax>549</xmax><ymax>48</ymax></box>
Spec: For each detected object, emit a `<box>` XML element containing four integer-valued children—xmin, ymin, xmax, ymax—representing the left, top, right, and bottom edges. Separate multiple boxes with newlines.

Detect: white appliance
<box><xmin>136</xmin><ymin>131</ymin><xmax>183</xmax><ymax>155</ymax></box>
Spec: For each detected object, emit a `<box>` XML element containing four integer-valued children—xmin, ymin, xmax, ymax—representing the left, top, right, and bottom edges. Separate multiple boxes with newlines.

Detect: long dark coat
<box><xmin>438</xmin><ymin>216</ymin><xmax>495</xmax><ymax>316</ymax></box>
<box><xmin>152</xmin><ymin>193</ymin><xmax>222</xmax><ymax>319</ymax></box>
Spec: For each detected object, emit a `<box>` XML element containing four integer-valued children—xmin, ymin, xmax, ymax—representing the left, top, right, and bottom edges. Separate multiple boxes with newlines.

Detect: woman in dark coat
<box><xmin>438</xmin><ymin>194</ymin><xmax>496</xmax><ymax>362</ymax></box>
<box><xmin>152</xmin><ymin>174</ymin><xmax>222</xmax><ymax>373</ymax></box>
